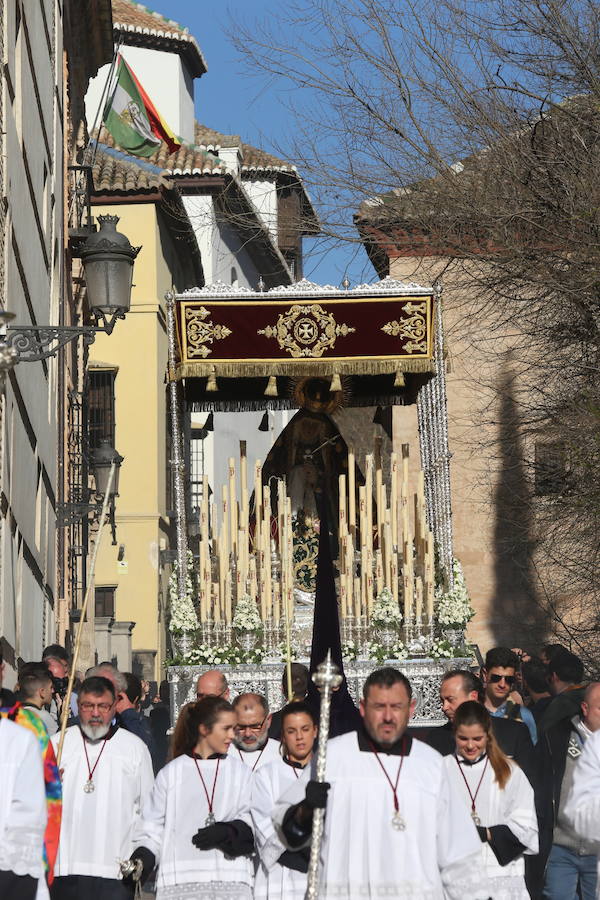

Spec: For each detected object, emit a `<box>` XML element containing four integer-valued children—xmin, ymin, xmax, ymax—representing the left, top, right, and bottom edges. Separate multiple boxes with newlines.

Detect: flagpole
<box><xmin>83</xmin><ymin>36</ymin><xmax>123</xmax><ymax>167</ymax></box>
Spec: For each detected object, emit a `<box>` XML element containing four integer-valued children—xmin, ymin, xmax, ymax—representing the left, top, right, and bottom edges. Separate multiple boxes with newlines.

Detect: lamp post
<box><xmin>0</xmin><ymin>215</ymin><xmax>140</xmax><ymax>365</ymax></box>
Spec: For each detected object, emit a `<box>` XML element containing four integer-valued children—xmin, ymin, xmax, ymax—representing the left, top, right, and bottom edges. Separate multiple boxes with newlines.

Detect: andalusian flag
<box><xmin>103</xmin><ymin>56</ymin><xmax>181</xmax><ymax>158</ymax></box>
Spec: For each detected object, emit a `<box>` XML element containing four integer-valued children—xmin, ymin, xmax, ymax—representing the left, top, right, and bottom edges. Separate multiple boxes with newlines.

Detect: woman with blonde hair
<box><xmin>128</xmin><ymin>697</ymin><xmax>255</xmax><ymax>900</ymax></box>
<box><xmin>444</xmin><ymin>701</ymin><xmax>538</xmax><ymax>899</ymax></box>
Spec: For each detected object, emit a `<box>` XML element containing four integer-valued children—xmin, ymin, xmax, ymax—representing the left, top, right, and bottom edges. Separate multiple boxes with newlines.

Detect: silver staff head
<box><xmin>118</xmin><ymin>858</ymin><xmax>143</xmax><ymax>881</ymax></box>
<box><xmin>312</xmin><ymin>650</ymin><xmax>343</xmax><ymax>692</ymax></box>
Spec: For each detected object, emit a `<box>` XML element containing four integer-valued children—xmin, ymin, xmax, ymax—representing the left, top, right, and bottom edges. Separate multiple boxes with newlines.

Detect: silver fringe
<box><xmin>166</xmin><ymin>292</ymin><xmax>190</xmax><ymax>614</ymax></box>
<box><xmin>417</xmin><ymin>282</ymin><xmax>454</xmax><ymax>588</ymax></box>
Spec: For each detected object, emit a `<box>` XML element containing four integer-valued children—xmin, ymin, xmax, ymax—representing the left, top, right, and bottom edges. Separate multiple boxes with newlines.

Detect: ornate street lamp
<box><xmin>57</xmin><ymin>439</ymin><xmax>124</xmax><ymax>544</ymax></box>
<box><xmin>93</xmin><ymin>439</ymin><xmax>124</xmax><ymax>499</ymax></box>
<box><xmin>80</xmin><ymin>215</ymin><xmax>138</xmax><ymax>330</ymax></box>
<box><xmin>0</xmin><ymin>215</ymin><xmax>140</xmax><ymax>365</ymax></box>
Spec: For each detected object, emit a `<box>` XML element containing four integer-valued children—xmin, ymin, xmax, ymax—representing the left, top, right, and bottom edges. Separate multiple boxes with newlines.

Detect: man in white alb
<box><xmin>232</xmin><ymin>693</ymin><xmax>279</xmax><ymax>773</ymax></box>
<box><xmin>50</xmin><ymin>675</ymin><xmax>154</xmax><ymax>899</ymax></box>
<box><xmin>275</xmin><ymin>666</ymin><xmax>490</xmax><ymax>899</ymax></box>
<box><xmin>0</xmin><ymin>715</ymin><xmax>46</xmax><ymax>900</ymax></box>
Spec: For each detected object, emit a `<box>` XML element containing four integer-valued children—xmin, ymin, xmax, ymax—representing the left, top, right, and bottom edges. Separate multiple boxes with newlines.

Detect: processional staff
<box><xmin>305</xmin><ymin>651</ymin><xmax>343</xmax><ymax>900</ymax></box>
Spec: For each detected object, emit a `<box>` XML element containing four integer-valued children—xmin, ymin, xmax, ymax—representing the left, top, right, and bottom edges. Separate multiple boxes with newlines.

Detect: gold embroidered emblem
<box><xmin>186</xmin><ymin>307</ymin><xmax>232</xmax><ymax>358</ymax></box>
<box><xmin>381</xmin><ymin>301</ymin><xmax>428</xmax><ymax>354</ymax></box>
<box><xmin>258</xmin><ymin>304</ymin><xmax>355</xmax><ymax>358</ymax></box>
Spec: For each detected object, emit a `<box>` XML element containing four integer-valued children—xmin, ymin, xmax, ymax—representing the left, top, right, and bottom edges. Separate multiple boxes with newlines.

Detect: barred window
<box><xmin>95</xmin><ymin>585</ymin><xmax>116</xmax><ymax>618</ymax></box>
<box><xmin>88</xmin><ymin>370</ymin><xmax>116</xmax><ymax>450</ymax></box>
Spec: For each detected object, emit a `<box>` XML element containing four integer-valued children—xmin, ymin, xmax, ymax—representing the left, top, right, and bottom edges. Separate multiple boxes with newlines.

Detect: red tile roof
<box><xmin>111</xmin><ymin>0</ymin><xmax>207</xmax><ymax>77</ymax></box>
<box><xmin>195</xmin><ymin>123</ymin><xmax>297</xmax><ymax>174</ymax></box>
<box><xmin>96</xmin><ymin>127</ymin><xmax>226</xmax><ymax>177</ymax></box>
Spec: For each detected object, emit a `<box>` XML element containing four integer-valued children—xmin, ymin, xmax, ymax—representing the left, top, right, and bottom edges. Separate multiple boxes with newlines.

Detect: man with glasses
<box><xmin>195</xmin><ymin>669</ymin><xmax>230</xmax><ymax>701</ymax></box>
<box><xmin>483</xmin><ymin>647</ymin><xmax>538</xmax><ymax>745</ymax></box>
<box><xmin>232</xmin><ymin>693</ymin><xmax>279</xmax><ymax>772</ymax></box>
<box><xmin>50</xmin><ymin>676</ymin><xmax>154</xmax><ymax>899</ymax></box>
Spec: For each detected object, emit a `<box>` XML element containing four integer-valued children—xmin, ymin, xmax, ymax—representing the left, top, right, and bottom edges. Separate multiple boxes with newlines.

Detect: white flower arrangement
<box><xmin>341</xmin><ymin>640</ymin><xmax>360</xmax><ymax>662</ymax></box>
<box><xmin>429</xmin><ymin>638</ymin><xmax>474</xmax><ymax>660</ymax></box>
<box><xmin>276</xmin><ymin>641</ymin><xmax>299</xmax><ymax>663</ymax></box>
<box><xmin>168</xmin><ymin>551</ymin><xmax>198</xmax><ymax>635</ymax></box>
<box><xmin>371</xmin><ymin>586</ymin><xmax>403</xmax><ymax>628</ymax></box>
<box><xmin>169</xmin><ymin>643</ymin><xmax>266</xmax><ymax>666</ymax></box>
<box><xmin>363</xmin><ymin>640</ymin><xmax>408</xmax><ymax>663</ymax></box>
<box><xmin>232</xmin><ymin>594</ymin><xmax>262</xmax><ymax>633</ymax></box>
<box><xmin>434</xmin><ymin>559</ymin><xmax>475</xmax><ymax>627</ymax></box>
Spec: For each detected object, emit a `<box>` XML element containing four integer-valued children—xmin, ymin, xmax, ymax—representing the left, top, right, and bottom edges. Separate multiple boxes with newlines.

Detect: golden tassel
<box><xmin>330</xmin><ymin>372</ymin><xmax>342</xmax><ymax>392</ymax></box>
<box><xmin>264</xmin><ymin>375</ymin><xmax>278</xmax><ymax>397</ymax></box>
<box><xmin>206</xmin><ymin>368</ymin><xmax>218</xmax><ymax>392</ymax></box>
<box><xmin>394</xmin><ymin>371</ymin><xmax>405</xmax><ymax>387</ymax></box>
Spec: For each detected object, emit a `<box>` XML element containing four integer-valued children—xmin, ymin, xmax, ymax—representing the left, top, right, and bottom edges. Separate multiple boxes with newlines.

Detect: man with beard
<box><xmin>274</xmin><ymin>667</ymin><xmax>488</xmax><ymax>899</ymax></box>
<box><xmin>232</xmin><ymin>693</ymin><xmax>279</xmax><ymax>773</ymax></box>
<box><xmin>50</xmin><ymin>676</ymin><xmax>154</xmax><ymax>899</ymax></box>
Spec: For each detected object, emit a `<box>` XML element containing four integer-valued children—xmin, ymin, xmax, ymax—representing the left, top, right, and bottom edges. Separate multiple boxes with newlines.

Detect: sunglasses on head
<box><xmin>489</xmin><ymin>674</ymin><xmax>516</xmax><ymax>685</ymax></box>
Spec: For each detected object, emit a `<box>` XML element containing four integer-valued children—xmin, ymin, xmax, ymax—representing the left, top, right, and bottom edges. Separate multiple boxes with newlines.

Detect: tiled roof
<box><xmin>96</xmin><ymin>127</ymin><xmax>227</xmax><ymax>177</ymax></box>
<box><xmin>194</xmin><ymin>123</ymin><xmax>297</xmax><ymax>174</ymax></box>
<box><xmin>91</xmin><ymin>141</ymin><xmax>173</xmax><ymax>193</ymax></box>
<box><xmin>111</xmin><ymin>0</ymin><xmax>207</xmax><ymax>77</ymax></box>
<box><xmin>112</xmin><ymin>0</ymin><xmax>189</xmax><ymax>35</ymax></box>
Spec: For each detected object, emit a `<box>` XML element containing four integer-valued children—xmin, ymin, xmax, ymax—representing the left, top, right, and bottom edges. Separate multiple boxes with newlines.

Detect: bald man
<box><xmin>541</xmin><ymin>681</ymin><xmax>600</xmax><ymax>899</ymax></box>
<box><xmin>232</xmin><ymin>693</ymin><xmax>279</xmax><ymax>773</ymax></box>
<box><xmin>195</xmin><ymin>670</ymin><xmax>230</xmax><ymax>701</ymax></box>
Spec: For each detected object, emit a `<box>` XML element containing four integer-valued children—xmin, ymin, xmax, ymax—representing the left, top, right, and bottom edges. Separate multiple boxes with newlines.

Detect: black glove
<box><xmin>124</xmin><ymin>846</ymin><xmax>155</xmax><ymax>885</ymax></box>
<box><xmin>192</xmin><ymin>822</ymin><xmax>232</xmax><ymax>851</ymax></box>
<box><xmin>278</xmin><ymin>847</ymin><xmax>310</xmax><ymax>872</ymax></box>
<box><xmin>476</xmin><ymin>825</ymin><xmax>488</xmax><ymax>843</ymax></box>
<box><xmin>305</xmin><ymin>780</ymin><xmax>330</xmax><ymax>809</ymax></box>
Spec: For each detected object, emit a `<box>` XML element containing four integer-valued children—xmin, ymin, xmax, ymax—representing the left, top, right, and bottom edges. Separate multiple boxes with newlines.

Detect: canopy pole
<box><xmin>166</xmin><ymin>292</ymin><xmax>190</xmax><ymax>617</ymax></box>
<box><xmin>56</xmin><ymin>462</ymin><xmax>116</xmax><ymax>766</ymax></box>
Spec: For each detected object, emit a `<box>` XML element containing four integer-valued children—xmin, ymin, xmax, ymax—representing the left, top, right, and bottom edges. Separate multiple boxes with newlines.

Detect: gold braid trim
<box><xmin>175</xmin><ymin>357</ymin><xmax>434</xmax><ymax>380</ymax></box>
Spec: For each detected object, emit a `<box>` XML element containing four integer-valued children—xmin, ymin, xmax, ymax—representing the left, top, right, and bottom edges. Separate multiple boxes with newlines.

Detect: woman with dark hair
<box><xmin>129</xmin><ymin>697</ymin><xmax>255</xmax><ymax>900</ymax></box>
<box><xmin>251</xmin><ymin>701</ymin><xmax>318</xmax><ymax>899</ymax></box>
<box><xmin>445</xmin><ymin>701</ymin><xmax>538</xmax><ymax>899</ymax></box>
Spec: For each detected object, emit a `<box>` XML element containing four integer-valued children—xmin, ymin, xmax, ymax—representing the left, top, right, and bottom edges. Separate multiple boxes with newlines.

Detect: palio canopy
<box><xmin>174</xmin><ymin>277</ymin><xmax>436</xmax><ymax>409</ymax></box>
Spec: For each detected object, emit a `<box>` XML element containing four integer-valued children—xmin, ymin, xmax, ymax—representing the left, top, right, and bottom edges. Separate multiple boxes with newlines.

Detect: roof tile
<box><xmin>112</xmin><ymin>0</ymin><xmax>189</xmax><ymax>36</ymax></box>
<box><xmin>111</xmin><ymin>0</ymin><xmax>207</xmax><ymax>76</ymax></box>
<box><xmin>96</xmin><ymin>127</ymin><xmax>227</xmax><ymax>177</ymax></box>
<box><xmin>194</xmin><ymin>122</ymin><xmax>297</xmax><ymax>174</ymax></box>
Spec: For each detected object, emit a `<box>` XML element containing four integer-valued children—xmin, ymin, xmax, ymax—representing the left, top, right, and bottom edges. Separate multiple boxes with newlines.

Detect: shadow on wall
<box><xmin>491</xmin><ymin>363</ymin><xmax>548</xmax><ymax>647</ymax></box>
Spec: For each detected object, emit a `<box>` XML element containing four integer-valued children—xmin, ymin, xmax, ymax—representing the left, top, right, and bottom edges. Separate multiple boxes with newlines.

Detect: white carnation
<box><xmin>434</xmin><ymin>559</ymin><xmax>474</xmax><ymax>627</ymax></box>
<box><xmin>232</xmin><ymin>594</ymin><xmax>262</xmax><ymax>632</ymax></box>
<box><xmin>371</xmin><ymin>586</ymin><xmax>403</xmax><ymax>628</ymax></box>
<box><xmin>168</xmin><ymin>550</ymin><xmax>198</xmax><ymax>634</ymax></box>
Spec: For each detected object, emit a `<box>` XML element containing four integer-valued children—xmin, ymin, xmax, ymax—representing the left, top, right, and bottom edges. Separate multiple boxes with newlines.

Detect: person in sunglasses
<box><xmin>483</xmin><ymin>648</ymin><xmax>538</xmax><ymax>746</ymax></box>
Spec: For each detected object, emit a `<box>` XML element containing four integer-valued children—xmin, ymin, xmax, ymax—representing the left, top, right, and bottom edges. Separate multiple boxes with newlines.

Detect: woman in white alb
<box><xmin>129</xmin><ymin>697</ymin><xmax>255</xmax><ymax>900</ymax></box>
<box><xmin>444</xmin><ymin>701</ymin><xmax>538</xmax><ymax>899</ymax></box>
<box><xmin>251</xmin><ymin>701</ymin><xmax>317</xmax><ymax>899</ymax></box>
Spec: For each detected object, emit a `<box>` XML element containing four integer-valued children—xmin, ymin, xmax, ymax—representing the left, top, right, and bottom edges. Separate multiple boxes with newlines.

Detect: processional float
<box><xmin>165</xmin><ymin>277</ymin><xmax>460</xmax><ymax>714</ymax></box>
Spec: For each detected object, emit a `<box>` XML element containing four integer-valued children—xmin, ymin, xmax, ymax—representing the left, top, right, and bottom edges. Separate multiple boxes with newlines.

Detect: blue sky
<box><xmin>145</xmin><ymin>0</ymin><xmax>374</xmax><ymax>287</ymax></box>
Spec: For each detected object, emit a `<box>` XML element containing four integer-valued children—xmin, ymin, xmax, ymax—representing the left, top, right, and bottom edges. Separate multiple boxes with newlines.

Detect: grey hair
<box><xmin>86</xmin><ymin>662</ymin><xmax>127</xmax><ymax>693</ymax></box>
<box><xmin>232</xmin><ymin>692</ymin><xmax>269</xmax><ymax>714</ymax></box>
